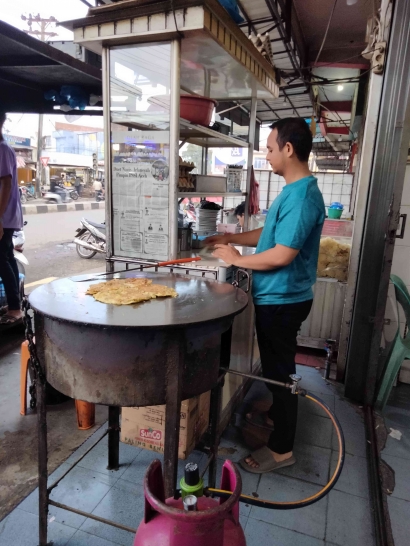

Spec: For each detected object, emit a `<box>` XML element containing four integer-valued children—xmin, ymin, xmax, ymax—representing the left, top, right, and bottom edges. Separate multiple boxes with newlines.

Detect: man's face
<box><xmin>237</xmin><ymin>214</ymin><xmax>244</xmax><ymax>228</ymax></box>
<box><xmin>266</xmin><ymin>128</ymin><xmax>288</xmax><ymax>176</ymax></box>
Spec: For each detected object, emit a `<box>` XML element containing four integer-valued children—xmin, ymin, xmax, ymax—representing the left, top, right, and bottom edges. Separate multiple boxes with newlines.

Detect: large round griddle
<box><xmin>30</xmin><ymin>272</ymin><xmax>248</xmax><ymax>406</ymax></box>
<box><xmin>29</xmin><ymin>272</ymin><xmax>247</xmax><ymax>328</ymax></box>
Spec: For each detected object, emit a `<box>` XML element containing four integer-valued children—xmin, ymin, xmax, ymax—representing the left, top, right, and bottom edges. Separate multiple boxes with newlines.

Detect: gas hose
<box><xmin>206</xmin><ymin>389</ymin><xmax>345</xmax><ymax>510</ymax></box>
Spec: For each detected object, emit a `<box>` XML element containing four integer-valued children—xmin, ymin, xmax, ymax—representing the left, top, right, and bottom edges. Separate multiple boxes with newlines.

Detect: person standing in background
<box><xmin>0</xmin><ymin>110</ymin><xmax>24</xmax><ymax>325</ymax></box>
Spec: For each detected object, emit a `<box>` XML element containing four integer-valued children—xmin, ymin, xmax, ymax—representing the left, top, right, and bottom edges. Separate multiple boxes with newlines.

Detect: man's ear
<box><xmin>285</xmin><ymin>141</ymin><xmax>294</xmax><ymax>158</ymax></box>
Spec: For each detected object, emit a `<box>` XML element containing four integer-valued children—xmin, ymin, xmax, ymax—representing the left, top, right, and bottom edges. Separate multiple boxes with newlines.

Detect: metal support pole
<box><xmin>107</xmin><ymin>406</ymin><xmax>120</xmax><ymax>471</ymax></box>
<box><xmin>169</xmin><ymin>39</ymin><xmax>181</xmax><ymax>260</ymax></box>
<box><xmin>208</xmin><ymin>379</ymin><xmax>223</xmax><ymax>489</ymax></box>
<box><xmin>163</xmin><ymin>332</ymin><xmax>184</xmax><ymax>498</ymax></box>
<box><xmin>102</xmin><ymin>47</ymin><xmax>113</xmax><ymax>262</ymax></box>
<box><xmin>35</xmin><ymin>114</ymin><xmax>43</xmax><ymax>198</ymax></box>
<box><xmin>244</xmin><ymin>96</ymin><xmax>257</xmax><ymax>231</ymax></box>
<box><xmin>37</xmin><ymin>374</ymin><xmax>49</xmax><ymax>546</ymax></box>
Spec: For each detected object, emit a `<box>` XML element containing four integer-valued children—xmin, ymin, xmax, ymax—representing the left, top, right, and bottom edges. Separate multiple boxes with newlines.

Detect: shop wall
<box><xmin>384</xmin><ymin>163</ymin><xmax>410</xmax><ymax>381</ymax></box>
<box><xmin>223</xmin><ymin>170</ymin><xmax>354</xmax><ymax>212</ymax></box>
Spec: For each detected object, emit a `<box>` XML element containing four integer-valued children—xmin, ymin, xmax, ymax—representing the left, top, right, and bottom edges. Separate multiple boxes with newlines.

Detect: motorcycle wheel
<box><xmin>76</xmin><ymin>233</ymin><xmax>97</xmax><ymax>259</ymax></box>
<box><xmin>20</xmin><ymin>194</ymin><xmax>27</xmax><ymax>204</ymax></box>
<box><xmin>71</xmin><ymin>191</ymin><xmax>79</xmax><ymax>201</ymax></box>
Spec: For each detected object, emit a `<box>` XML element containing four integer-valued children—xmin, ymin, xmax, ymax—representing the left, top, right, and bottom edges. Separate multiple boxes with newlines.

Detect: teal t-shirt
<box><xmin>252</xmin><ymin>175</ymin><xmax>325</xmax><ymax>305</ymax></box>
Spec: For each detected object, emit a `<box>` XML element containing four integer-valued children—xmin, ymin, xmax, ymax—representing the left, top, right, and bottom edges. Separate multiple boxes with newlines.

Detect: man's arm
<box><xmin>0</xmin><ymin>174</ymin><xmax>12</xmax><ymax>239</ymax></box>
<box><xmin>204</xmin><ymin>227</ymin><xmax>263</xmax><ymax>248</ymax></box>
<box><xmin>213</xmin><ymin>243</ymin><xmax>299</xmax><ymax>270</ymax></box>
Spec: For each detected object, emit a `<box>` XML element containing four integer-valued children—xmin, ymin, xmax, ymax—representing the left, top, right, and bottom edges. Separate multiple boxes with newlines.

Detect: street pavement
<box><xmin>23</xmin><ymin>208</ymin><xmax>105</xmax><ymax>286</ymax></box>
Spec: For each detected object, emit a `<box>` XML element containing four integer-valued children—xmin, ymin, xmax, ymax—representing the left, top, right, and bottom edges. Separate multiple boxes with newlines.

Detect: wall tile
<box><xmin>392</xmin><ymin>245</ymin><xmax>410</xmax><ymax>285</ymax></box>
<box><xmin>399</xmin><ymin>165</ymin><xmax>410</xmax><ymax>206</ymax></box>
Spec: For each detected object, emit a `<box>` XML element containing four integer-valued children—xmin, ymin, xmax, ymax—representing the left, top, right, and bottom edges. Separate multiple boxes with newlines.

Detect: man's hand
<box><xmin>0</xmin><ymin>220</ymin><xmax>3</xmax><ymax>241</ymax></box>
<box><xmin>212</xmin><ymin>243</ymin><xmax>241</xmax><ymax>265</ymax></box>
<box><xmin>204</xmin><ymin>233</ymin><xmax>232</xmax><ymax>246</ymax></box>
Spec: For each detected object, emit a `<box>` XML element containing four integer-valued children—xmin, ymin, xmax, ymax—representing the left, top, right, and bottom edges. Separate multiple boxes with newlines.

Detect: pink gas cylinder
<box><xmin>134</xmin><ymin>459</ymin><xmax>246</xmax><ymax>546</ymax></box>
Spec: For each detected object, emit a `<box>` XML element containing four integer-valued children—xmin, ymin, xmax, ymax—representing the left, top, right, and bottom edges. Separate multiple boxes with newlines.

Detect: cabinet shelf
<box><xmin>178</xmin><ymin>192</ymin><xmax>246</xmax><ymax>198</ymax></box>
<box><xmin>179</xmin><ymin>119</ymin><xmax>249</xmax><ymax>148</ymax></box>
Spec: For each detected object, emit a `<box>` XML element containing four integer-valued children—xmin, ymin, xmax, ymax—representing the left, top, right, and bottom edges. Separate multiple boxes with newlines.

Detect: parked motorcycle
<box><xmin>95</xmin><ymin>189</ymin><xmax>105</xmax><ymax>202</ymax></box>
<box><xmin>20</xmin><ymin>186</ymin><xmax>27</xmax><ymax>204</ymax></box>
<box><xmin>13</xmin><ymin>222</ymin><xmax>29</xmax><ymax>277</ymax></box>
<box><xmin>0</xmin><ymin>225</ymin><xmax>28</xmax><ymax>324</ymax></box>
<box><xmin>69</xmin><ymin>189</ymin><xmax>79</xmax><ymax>201</ymax></box>
<box><xmin>74</xmin><ymin>218</ymin><xmax>106</xmax><ymax>259</ymax></box>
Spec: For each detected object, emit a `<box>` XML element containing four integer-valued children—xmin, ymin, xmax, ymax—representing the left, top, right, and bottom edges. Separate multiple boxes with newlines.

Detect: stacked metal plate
<box><xmin>195</xmin><ymin>208</ymin><xmax>220</xmax><ymax>232</ymax></box>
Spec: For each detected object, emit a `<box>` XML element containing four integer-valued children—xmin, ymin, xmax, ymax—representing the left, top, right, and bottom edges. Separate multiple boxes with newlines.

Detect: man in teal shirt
<box><xmin>207</xmin><ymin>118</ymin><xmax>325</xmax><ymax>473</ymax></box>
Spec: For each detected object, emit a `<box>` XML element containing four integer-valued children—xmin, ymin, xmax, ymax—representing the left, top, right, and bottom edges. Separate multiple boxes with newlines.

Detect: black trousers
<box><xmin>0</xmin><ymin>228</ymin><xmax>21</xmax><ymax>311</ymax></box>
<box><xmin>255</xmin><ymin>300</ymin><xmax>313</xmax><ymax>454</ymax></box>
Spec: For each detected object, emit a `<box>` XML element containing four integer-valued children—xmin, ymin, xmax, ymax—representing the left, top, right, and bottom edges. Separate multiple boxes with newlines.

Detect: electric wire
<box><xmin>206</xmin><ymin>391</ymin><xmax>345</xmax><ymax>510</ymax></box>
<box><xmin>314</xmin><ymin>0</ymin><xmax>339</xmax><ymax>65</ymax></box>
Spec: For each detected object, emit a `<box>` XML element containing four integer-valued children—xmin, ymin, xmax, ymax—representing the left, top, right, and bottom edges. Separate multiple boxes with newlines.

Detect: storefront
<box><xmin>4</xmin><ymin>134</ymin><xmax>36</xmax><ymax>185</ymax></box>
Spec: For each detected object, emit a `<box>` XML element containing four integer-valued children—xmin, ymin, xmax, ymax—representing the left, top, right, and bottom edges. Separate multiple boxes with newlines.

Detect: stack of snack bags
<box><xmin>317</xmin><ymin>237</ymin><xmax>351</xmax><ymax>282</ymax></box>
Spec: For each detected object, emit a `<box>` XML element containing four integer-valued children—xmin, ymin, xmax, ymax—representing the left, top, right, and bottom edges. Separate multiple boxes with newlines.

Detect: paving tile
<box><xmin>77</xmin><ymin>439</ymin><xmax>141</xmax><ymax>478</ymax></box>
<box><xmin>381</xmin><ymin>423</ymin><xmax>410</xmax><ymax>460</ymax></box>
<box><xmin>296</xmin><ymin>364</ymin><xmax>324</xmax><ymax>376</ymax></box>
<box><xmin>334</xmin><ymin>396</ymin><xmax>364</xmax><ymax>424</ymax></box>
<box><xmin>381</xmin><ymin>454</ymin><xmax>410</xmax><ymax>501</ymax></box>
<box><xmin>298</xmin><ymin>393</ymin><xmax>335</xmax><ymax>418</ymax></box>
<box><xmin>245</xmin><ymin>515</ymin><xmax>325</xmax><ymax>546</ymax></box>
<box><xmin>67</xmin><ymin>529</ymin><xmax>122</xmax><ymax>546</ymax></box>
<box><xmin>65</xmin><ymin>425</ymin><xmax>109</xmax><ymax>465</ymax></box>
<box><xmin>217</xmin><ymin>434</ymin><xmax>251</xmax><ymax>461</ymax></box>
<box><xmin>0</xmin><ymin>508</ymin><xmax>76</xmax><ymax>546</ymax></box>
<box><xmin>17</xmin><ymin>463</ymin><xmax>110</xmax><ymax>529</ymax></box>
<box><xmin>252</xmin><ymin>473</ymin><xmax>328</xmax><ymax>539</ymax></box>
<box><xmin>80</xmin><ymin>517</ymin><xmax>135</xmax><ymax>546</ymax></box>
<box><xmin>331</xmin><ymin>417</ymin><xmax>367</xmax><ymax>457</ymax></box>
<box><xmin>330</xmin><ymin>452</ymin><xmax>369</xmax><ymax>499</ymax></box>
<box><xmin>298</xmin><ymin>375</ymin><xmax>336</xmax><ymax>396</ymax></box>
<box><xmin>296</xmin><ymin>413</ymin><xmax>333</xmax><ymax>449</ymax></box>
<box><xmin>90</xmin><ymin>478</ymin><xmax>145</xmax><ymax>532</ymax></box>
<box><xmin>387</xmin><ymin>496</ymin><xmax>410</xmax><ymax>546</ymax></box>
<box><xmin>326</xmin><ymin>489</ymin><xmax>374</xmax><ymax>546</ymax></box>
<box><xmin>275</xmin><ymin>444</ymin><xmax>332</xmax><ymax>486</ymax></box>
<box><xmin>48</xmin><ymin>465</ymin><xmax>115</xmax><ymax>520</ymax></box>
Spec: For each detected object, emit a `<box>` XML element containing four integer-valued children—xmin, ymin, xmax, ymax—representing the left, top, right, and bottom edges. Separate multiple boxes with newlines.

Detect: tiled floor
<box><xmin>0</xmin><ymin>365</ymin><xmax>375</xmax><ymax>546</ymax></box>
<box><xmin>379</xmin><ymin>383</ymin><xmax>410</xmax><ymax>546</ymax></box>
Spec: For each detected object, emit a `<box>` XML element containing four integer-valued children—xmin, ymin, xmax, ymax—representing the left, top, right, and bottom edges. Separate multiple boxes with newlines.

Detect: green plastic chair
<box><xmin>375</xmin><ymin>274</ymin><xmax>410</xmax><ymax>411</ymax></box>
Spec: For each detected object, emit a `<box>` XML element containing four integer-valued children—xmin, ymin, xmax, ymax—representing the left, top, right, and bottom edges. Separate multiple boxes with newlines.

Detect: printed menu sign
<box><xmin>111</xmin><ymin>131</ymin><xmax>170</xmax><ymax>261</ymax></box>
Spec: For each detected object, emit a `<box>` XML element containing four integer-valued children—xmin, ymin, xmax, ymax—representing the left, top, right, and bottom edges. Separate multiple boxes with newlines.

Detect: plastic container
<box><xmin>180</xmin><ymin>95</ymin><xmax>217</xmax><ymax>126</ymax></box>
<box><xmin>327</xmin><ymin>208</ymin><xmax>343</xmax><ymax>219</ymax></box>
<box><xmin>75</xmin><ymin>400</ymin><xmax>95</xmax><ymax>430</ymax></box>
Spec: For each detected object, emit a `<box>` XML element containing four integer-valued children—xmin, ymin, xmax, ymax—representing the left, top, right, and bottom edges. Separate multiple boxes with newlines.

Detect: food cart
<box><xmin>28</xmin><ymin>2</ymin><xmax>281</xmax><ymax>544</ymax></box>
<box><xmin>64</xmin><ymin>0</ymin><xmax>280</xmax><ymax>422</ymax></box>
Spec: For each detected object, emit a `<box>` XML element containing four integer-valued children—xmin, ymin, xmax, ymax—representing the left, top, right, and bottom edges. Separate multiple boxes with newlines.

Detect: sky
<box><xmin>1</xmin><ymin>0</ymin><xmax>88</xmax><ymax>40</ymax></box>
<box><xmin>2</xmin><ymin>1</ymin><xmax>102</xmax><ymax>139</ymax></box>
<box><xmin>1</xmin><ymin>0</ymin><xmax>269</xmax><ymax>145</ymax></box>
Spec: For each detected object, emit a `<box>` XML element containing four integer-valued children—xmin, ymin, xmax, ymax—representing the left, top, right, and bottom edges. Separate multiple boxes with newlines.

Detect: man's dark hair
<box><xmin>269</xmin><ymin>117</ymin><xmax>312</xmax><ymax>162</ymax></box>
<box><xmin>234</xmin><ymin>201</ymin><xmax>246</xmax><ymax>217</ymax></box>
<box><xmin>0</xmin><ymin>110</ymin><xmax>7</xmax><ymax>126</ymax></box>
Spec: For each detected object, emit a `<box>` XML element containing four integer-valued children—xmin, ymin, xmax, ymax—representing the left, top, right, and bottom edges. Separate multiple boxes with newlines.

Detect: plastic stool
<box><xmin>20</xmin><ymin>340</ymin><xmax>30</xmax><ymax>415</ymax></box>
<box><xmin>20</xmin><ymin>340</ymin><xmax>96</xmax><ymax>429</ymax></box>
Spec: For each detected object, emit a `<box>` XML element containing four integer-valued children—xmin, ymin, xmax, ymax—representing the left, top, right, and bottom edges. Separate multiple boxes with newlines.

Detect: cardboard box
<box><xmin>121</xmin><ymin>392</ymin><xmax>210</xmax><ymax>460</ymax></box>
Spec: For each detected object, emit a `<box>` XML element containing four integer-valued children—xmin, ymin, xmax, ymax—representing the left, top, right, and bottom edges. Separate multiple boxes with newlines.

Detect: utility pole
<box><xmin>21</xmin><ymin>14</ymin><xmax>58</xmax><ymax>196</ymax></box>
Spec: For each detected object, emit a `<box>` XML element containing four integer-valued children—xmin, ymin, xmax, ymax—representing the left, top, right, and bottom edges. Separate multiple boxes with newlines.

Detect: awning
<box><xmin>0</xmin><ymin>20</ymin><xmax>102</xmax><ymax>115</ymax></box>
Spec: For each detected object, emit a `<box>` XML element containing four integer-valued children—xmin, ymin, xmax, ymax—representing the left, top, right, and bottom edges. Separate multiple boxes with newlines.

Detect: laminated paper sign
<box><xmin>111</xmin><ymin>131</ymin><xmax>170</xmax><ymax>261</ymax></box>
